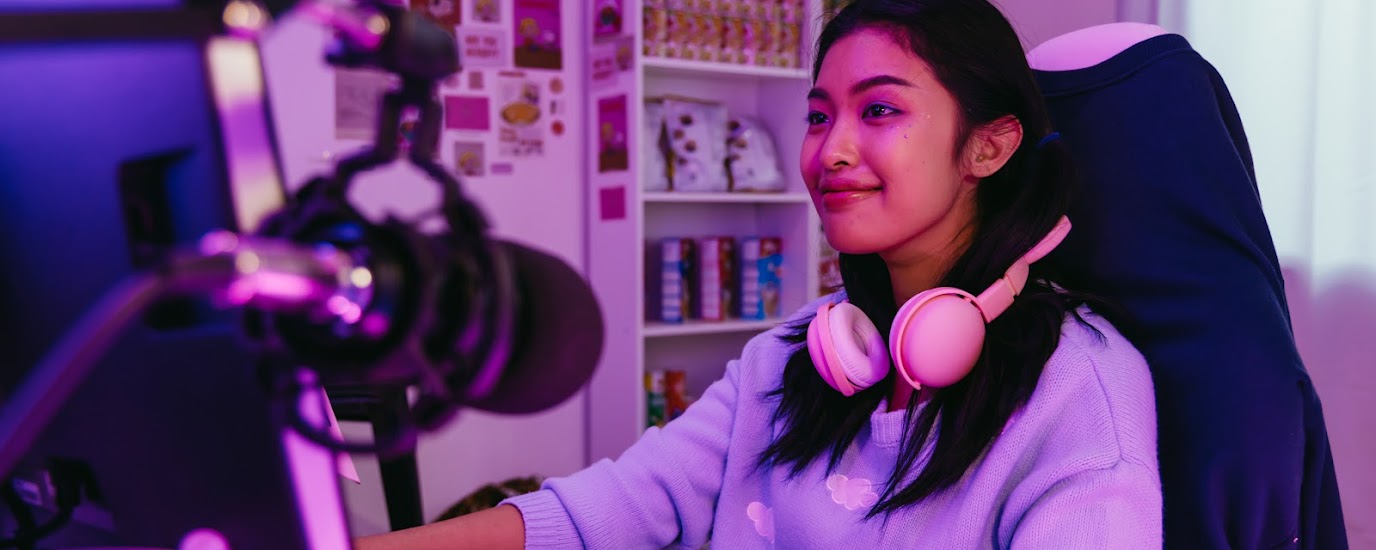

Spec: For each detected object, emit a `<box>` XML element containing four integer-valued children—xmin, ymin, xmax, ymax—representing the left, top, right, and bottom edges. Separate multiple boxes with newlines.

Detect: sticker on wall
<box><xmin>597</xmin><ymin>94</ymin><xmax>629</xmax><ymax>173</ymax></box>
<box><xmin>468</xmin><ymin>71</ymin><xmax>485</xmax><ymax>90</ymax></box>
<box><xmin>471</xmin><ymin>0</ymin><xmax>500</xmax><ymax>23</ymax></box>
<box><xmin>496</xmin><ymin>71</ymin><xmax>545</xmax><ymax>157</ymax></box>
<box><xmin>443</xmin><ymin>95</ymin><xmax>491</xmax><ymax>131</ymax></box>
<box><xmin>588</xmin><ymin>40</ymin><xmax>619</xmax><ymax>90</ymax></box>
<box><xmin>334</xmin><ymin>68</ymin><xmax>394</xmax><ymax>140</ymax></box>
<box><xmin>409</xmin><ymin>0</ymin><xmax>460</xmax><ymax>29</ymax></box>
<box><xmin>592</xmin><ymin>0</ymin><xmax>623</xmax><ymax>38</ymax></box>
<box><xmin>491</xmin><ymin>162</ymin><xmax>514</xmax><ymax>175</ymax></box>
<box><xmin>513</xmin><ymin>0</ymin><xmax>562</xmax><ymax>70</ymax></box>
<box><xmin>599</xmin><ymin>185</ymin><xmax>627</xmax><ymax>221</ymax></box>
<box><xmin>453</xmin><ymin>142</ymin><xmax>485</xmax><ymax>177</ymax></box>
<box><xmin>458</xmin><ymin>27</ymin><xmax>507</xmax><ymax>69</ymax></box>
<box><xmin>551</xmin><ymin>119</ymin><xmax>565</xmax><ymax>136</ymax></box>
<box><xmin>611</xmin><ymin>34</ymin><xmax>635</xmax><ymax>71</ymax></box>
<box><xmin>549</xmin><ymin>77</ymin><xmax>564</xmax><ymax>94</ymax></box>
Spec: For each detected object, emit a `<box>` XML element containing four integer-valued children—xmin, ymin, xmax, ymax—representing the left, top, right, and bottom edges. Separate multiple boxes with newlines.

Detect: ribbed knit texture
<box><xmin>505</xmin><ymin>293</ymin><xmax>1161</xmax><ymax>549</ymax></box>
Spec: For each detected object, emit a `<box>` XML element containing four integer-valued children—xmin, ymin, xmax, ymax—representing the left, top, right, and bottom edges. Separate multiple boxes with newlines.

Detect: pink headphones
<box><xmin>807</xmin><ymin>216</ymin><xmax>1072</xmax><ymax>396</ymax></box>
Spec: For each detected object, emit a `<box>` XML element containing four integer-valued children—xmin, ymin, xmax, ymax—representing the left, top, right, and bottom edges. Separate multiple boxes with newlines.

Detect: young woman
<box><xmin>356</xmin><ymin>1</ymin><xmax>1161</xmax><ymax>548</ymax></box>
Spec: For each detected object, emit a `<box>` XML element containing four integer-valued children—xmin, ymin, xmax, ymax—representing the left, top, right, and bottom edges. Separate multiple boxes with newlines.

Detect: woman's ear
<box><xmin>966</xmin><ymin>116</ymin><xmax>1024</xmax><ymax>178</ymax></box>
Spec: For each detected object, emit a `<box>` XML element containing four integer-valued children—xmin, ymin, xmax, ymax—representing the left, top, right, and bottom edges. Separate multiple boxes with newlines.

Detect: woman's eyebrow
<box><xmin>807</xmin><ymin>74</ymin><xmax>917</xmax><ymax>101</ymax></box>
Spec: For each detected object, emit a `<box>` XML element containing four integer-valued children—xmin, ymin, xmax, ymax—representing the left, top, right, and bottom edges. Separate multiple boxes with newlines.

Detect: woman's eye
<box><xmin>805</xmin><ymin>111</ymin><xmax>830</xmax><ymax>125</ymax></box>
<box><xmin>863</xmin><ymin>104</ymin><xmax>898</xmax><ymax>118</ymax></box>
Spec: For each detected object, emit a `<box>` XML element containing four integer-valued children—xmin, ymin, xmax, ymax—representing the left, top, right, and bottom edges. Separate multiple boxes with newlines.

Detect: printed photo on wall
<box><xmin>454</xmin><ymin>142</ymin><xmax>486</xmax><ymax>177</ymax></box>
<box><xmin>334</xmin><ymin>68</ymin><xmax>394</xmax><ymax>140</ymax></box>
<box><xmin>496</xmin><ymin>71</ymin><xmax>545</xmax><ymax>157</ymax></box>
<box><xmin>513</xmin><ymin>0</ymin><xmax>562</xmax><ymax>70</ymax></box>
<box><xmin>443</xmin><ymin>95</ymin><xmax>491</xmax><ymax>132</ymax></box>
<box><xmin>593</xmin><ymin>0</ymin><xmax>623</xmax><ymax>38</ymax></box>
<box><xmin>597</xmin><ymin>95</ymin><xmax>629</xmax><ymax>172</ymax></box>
<box><xmin>409</xmin><ymin>0</ymin><xmax>461</xmax><ymax>29</ymax></box>
<box><xmin>471</xmin><ymin>0</ymin><xmax>500</xmax><ymax>23</ymax></box>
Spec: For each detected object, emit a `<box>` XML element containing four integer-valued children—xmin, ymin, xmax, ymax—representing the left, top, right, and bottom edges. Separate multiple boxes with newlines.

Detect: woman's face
<box><xmin>801</xmin><ymin>27</ymin><xmax>976</xmax><ymax>264</ymax></box>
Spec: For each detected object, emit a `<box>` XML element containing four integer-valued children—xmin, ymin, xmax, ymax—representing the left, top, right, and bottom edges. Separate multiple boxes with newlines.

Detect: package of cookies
<box><xmin>739</xmin><ymin>18</ymin><xmax>758</xmax><ymax>65</ymax></box>
<box><xmin>721</xmin><ymin>16</ymin><xmax>744</xmax><ymax>63</ymax></box>
<box><xmin>781</xmin><ymin>0</ymin><xmax>804</xmax><ymax>22</ymax></box>
<box><xmin>756</xmin><ymin>18</ymin><xmax>780</xmax><ymax>66</ymax></box>
<box><xmin>776</xmin><ymin>21</ymin><xmax>799</xmax><ymax>68</ymax></box>
<box><xmin>643</xmin><ymin>5</ymin><xmax>668</xmax><ymax>57</ymax></box>
<box><xmin>698</xmin><ymin>12</ymin><xmax>723</xmax><ymax>62</ymax></box>
<box><xmin>665</xmin><ymin>9</ymin><xmax>694</xmax><ymax>58</ymax></box>
<box><xmin>662</xmin><ymin>96</ymin><xmax>729</xmax><ymax>192</ymax></box>
<box><xmin>643</xmin><ymin>99</ymin><xmax>671</xmax><ymax>192</ymax></box>
<box><xmin>725</xmin><ymin>116</ymin><xmax>784</xmax><ymax>192</ymax></box>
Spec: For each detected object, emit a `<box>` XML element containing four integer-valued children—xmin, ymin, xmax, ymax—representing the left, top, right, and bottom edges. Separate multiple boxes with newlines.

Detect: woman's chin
<box><xmin>824</xmin><ymin>233</ymin><xmax>887</xmax><ymax>256</ymax></box>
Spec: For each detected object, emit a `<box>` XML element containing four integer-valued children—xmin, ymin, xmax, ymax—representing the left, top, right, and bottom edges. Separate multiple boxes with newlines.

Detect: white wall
<box><xmin>259</xmin><ymin>3</ymin><xmax>589</xmax><ymax>536</ymax></box>
<box><xmin>993</xmin><ymin>0</ymin><xmax>1121</xmax><ymax>49</ymax></box>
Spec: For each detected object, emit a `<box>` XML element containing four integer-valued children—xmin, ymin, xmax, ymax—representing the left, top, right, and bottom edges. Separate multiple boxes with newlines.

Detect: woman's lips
<box><xmin>820</xmin><ymin>188</ymin><xmax>880</xmax><ymax>210</ymax></box>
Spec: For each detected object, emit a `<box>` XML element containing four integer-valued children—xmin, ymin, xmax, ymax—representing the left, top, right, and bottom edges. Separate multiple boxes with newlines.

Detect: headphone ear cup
<box><xmin>891</xmin><ymin>289</ymin><xmax>987</xmax><ymax>389</ymax></box>
<box><xmin>807</xmin><ymin>305</ymin><xmax>844</xmax><ymax>392</ymax></box>
<box><xmin>808</xmin><ymin>301</ymin><xmax>889</xmax><ymax>396</ymax></box>
<box><xmin>825</xmin><ymin>302</ymin><xmax>889</xmax><ymax>389</ymax></box>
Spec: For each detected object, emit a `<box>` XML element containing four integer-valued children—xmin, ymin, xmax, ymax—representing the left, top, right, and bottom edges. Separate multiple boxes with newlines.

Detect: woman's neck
<box><xmin>888</xmin><ymin>383</ymin><xmax>933</xmax><ymax>412</ymax></box>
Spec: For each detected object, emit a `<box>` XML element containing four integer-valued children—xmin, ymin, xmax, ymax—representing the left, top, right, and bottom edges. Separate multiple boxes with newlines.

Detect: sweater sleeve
<box><xmin>502</xmin><ymin>352</ymin><xmax>751</xmax><ymax>550</ymax></box>
<box><xmin>1010</xmin><ymin>461</ymin><xmax>1163</xmax><ymax>549</ymax></box>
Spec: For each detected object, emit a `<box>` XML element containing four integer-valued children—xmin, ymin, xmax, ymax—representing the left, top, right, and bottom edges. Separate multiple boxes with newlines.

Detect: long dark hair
<box><xmin>758</xmin><ymin>0</ymin><xmax>1117</xmax><ymax>518</ymax></box>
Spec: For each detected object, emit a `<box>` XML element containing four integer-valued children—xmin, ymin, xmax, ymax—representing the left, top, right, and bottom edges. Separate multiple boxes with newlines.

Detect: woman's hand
<box><xmin>351</xmin><ymin>503</ymin><xmax>525</xmax><ymax>550</ymax></box>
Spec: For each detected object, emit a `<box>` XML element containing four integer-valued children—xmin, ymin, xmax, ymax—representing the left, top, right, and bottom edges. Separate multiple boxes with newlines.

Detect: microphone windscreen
<box><xmin>463</xmin><ymin>240</ymin><xmax>604</xmax><ymax>414</ymax></box>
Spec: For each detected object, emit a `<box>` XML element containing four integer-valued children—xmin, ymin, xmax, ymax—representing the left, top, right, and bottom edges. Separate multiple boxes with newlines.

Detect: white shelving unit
<box><xmin>584</xmin><ymin>1</ymin><xmax>828</xmax><ymax>463</ymax></box>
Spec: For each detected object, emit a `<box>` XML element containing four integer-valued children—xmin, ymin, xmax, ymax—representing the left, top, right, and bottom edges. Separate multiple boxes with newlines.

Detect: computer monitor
<box><xmin>0</xmin><ymin>3</ymin><xmax>352</xmax><ymax>548</ymax></box>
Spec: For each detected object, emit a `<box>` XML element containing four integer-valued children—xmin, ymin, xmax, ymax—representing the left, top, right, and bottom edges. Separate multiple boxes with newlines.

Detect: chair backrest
<box><xmin>1026</xmin><ymin>22</ymin><xmax>1169</xmax><ymax>71</ymax></box>
<box><xmin>1028</xmin><ymin>24</ymin><xmax>1347</xmax><ymax>549</ymax></box>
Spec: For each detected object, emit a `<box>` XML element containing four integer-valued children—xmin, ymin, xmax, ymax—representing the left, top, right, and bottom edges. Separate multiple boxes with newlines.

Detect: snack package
<box><xmin>643</xmin><ymin>6</ymin><xmax>668</xmax><ymax>57</ymax></box>
<box><xmin>725</xmin><ymin>116</ymin><xmax>784</xmax><ymax>192</ymax></box>
<box><xmin>665</xmin><ymin>370</ymin><xmax>690</xmax><ymax>421</ymax></box>
<box><xmin>740</xmin><ymin>237</ymin><xmax>783</xmax><ymax>320</ymax></box>
<box><xmin>698</xmin><ymin>236</ymin><xmax>738</xmax><ymax>320</ymax></box>
<box><xmin>643</xmin><ymin>99</ymin><xmax>671</xmax><ymax>192</ymax></box>
<box><xmin>777</xmin><ymin>21</ymin><xmax>800</xmax><ymax>68</ymax></box>
<box><xmin>740</xmin><ymin>18</ymin><xmax>759</xmax><ymax>65</ymax></box>
<box><xmin>645</xmin><ymin>370</ymin><xmax>666</xmax><ymax>428</ymax></box>
<box><xmin>662</xmin><ymin>96</ymin><xmax>729</xmax><ymax>192</ymax></box>
<box><xmin>756</xmin><ymin>18</ymin><xmax>780</xmax><ymax>66</ymax></box>
<box><xmin>665</xmin><ymin>9</ymin><xmax>694</xmax><ymax>58</ymax></box>
<box><xmin>721</xmin><ymin>16</ymin><xmax>745</xmax><ymax>63</ymax></box>
<box><xmin>698</xmin><ymin>13</ymin><xmax>723</xmax><ymax>62</ymax></box>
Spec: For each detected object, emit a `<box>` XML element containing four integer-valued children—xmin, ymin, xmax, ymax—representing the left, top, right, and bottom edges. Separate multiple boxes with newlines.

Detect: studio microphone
<box><xmin>217</xmin><ymin>0</ymin><xmax>605</xmax><ymax>457</ymax></box>
<box><xmin>243</xmin><ymin>175</ymin><xmax>605</xmax><ymax>456</ymax></box>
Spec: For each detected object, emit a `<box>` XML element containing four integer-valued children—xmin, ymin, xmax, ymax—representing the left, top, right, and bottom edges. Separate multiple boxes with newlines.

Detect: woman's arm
<box><xmin>352</xmin><ymin>338</ymin><xmax>763</xmax><ymax>550</ymax></box>
<box><xmin>1010</xmin><ymin>461</ymin><xmax>1162</xmax><ymax>549</ymax></box>
<box><xmin>351</xmin><ymin>504</ymin><xmax>524</xmax><ymax>550</ymax></box>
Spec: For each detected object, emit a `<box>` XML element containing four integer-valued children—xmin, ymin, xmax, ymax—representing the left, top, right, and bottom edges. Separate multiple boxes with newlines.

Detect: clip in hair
<box><xmin>1036</xmin><ymin>131</ymin><xmax>1061</xmax><ymax>150</ymax></box>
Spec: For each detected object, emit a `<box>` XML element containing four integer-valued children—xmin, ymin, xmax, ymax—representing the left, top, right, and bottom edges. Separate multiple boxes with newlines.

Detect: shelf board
<box><xmin>644</xmin><ymin>318</ymin><xmax>783</xmax><ymax>338</ymax></box>
<box><xmin>642</xmin><ymin>56</ymin><xmax>810</xmax><ymax>81</ymax></box>
<box><xmin>642</xmin><ymin>191</ymin><xmax>811</xmax><ymax>204</ymax></box>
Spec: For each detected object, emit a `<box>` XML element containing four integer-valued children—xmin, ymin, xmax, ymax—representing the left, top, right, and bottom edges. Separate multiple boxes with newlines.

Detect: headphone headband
<box><xmin>1021</xmin><ymin>216</ymin><xmax>1072</xmax><ymax>266</ymax></box>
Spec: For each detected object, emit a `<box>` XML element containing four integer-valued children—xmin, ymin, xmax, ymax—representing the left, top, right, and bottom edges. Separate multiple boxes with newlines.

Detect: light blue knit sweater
<box><xmin>505</xmin><ymin>293</ymin><xmax>1162</xmax><ymax>549</ymax></box>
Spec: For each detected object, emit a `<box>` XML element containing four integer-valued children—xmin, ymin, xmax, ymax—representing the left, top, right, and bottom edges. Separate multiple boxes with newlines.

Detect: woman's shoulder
<box><xmin>1049</xmin><ymin>306</ymin><xmax>1154</xmax><ymax>395</ymax></box>
<box><xmin>1029</xmin><ymin>306</ymin><xmax>1158</xmax><ymax>466</ymax></box>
